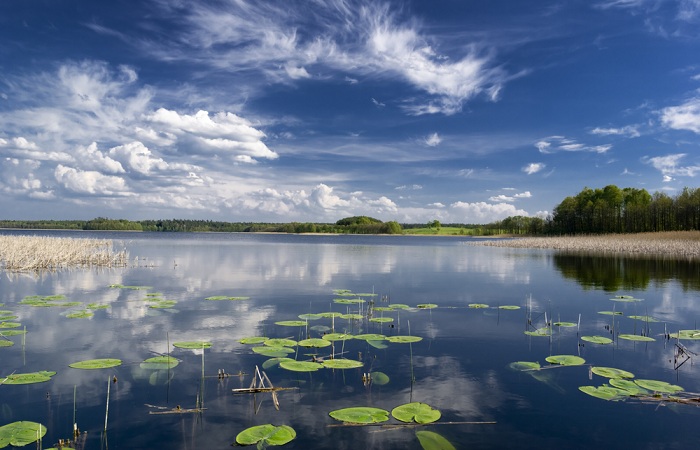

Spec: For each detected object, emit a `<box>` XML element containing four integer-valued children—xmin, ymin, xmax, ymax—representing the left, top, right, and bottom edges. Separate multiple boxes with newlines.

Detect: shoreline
<box><xmin>469</xmin><ymin>231</ymin><xmax>700</xmax><ymax>258</ymax></box>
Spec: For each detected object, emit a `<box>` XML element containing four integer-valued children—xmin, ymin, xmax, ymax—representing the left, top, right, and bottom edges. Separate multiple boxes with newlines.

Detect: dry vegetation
<box><xmin>470</xmin><ymin>231</ymin><xmax>700</xmax><ymax>258</ymax></box>
<box><xmin>0</xmin><ymin>235</ymin><xmax>129</xmax><ymax>271</ymax></box>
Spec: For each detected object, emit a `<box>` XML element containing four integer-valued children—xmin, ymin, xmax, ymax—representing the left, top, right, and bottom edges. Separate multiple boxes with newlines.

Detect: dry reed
<box><xmin>470</xmin><ymin>231</ymin><xmax>700</xmax><ymax>259</ymax></box>
<box><xmin>0</xmin><ymin>235</ymin><xmax>129</xmax><ymax>271</ymax></box>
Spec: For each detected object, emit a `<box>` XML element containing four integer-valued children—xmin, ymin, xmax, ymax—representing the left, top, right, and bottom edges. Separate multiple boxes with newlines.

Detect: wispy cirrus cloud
<box><xmin>590</xmin><ymin>125</ymin><xmax>641</xmax><ymax>137</ymax></box>
<box><xmin>522</xmin><ymin>162</ymin><xmax>545</xmax><ymax>174</ymax></box>
<box><xmin>535</xmin><ymin>136</ymin><xmax>611</xmax><ymax>154</ymax></box>
<box><xmin>643</xmin><ymin>153</ymin><xmax>700</xmax><ymax>181</ymax></box>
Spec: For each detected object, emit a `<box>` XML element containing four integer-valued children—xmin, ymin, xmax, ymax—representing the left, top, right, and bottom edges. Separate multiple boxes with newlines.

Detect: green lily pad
<box><xmin>618</xmin><ymin>334</ymin><xmax>655</xmax><ymax>342</ymax></box>
<box><xmin>0</xmin><ymin>316</ymin><xmax>18</xmax><ymax>322</ymax></box>
<box><xmin>252</xmin><ymin>346</ymin><xmax>295</xmax><ymax>357</ymax></box>
<box><xmin>498</xmin><ymin>305</ymin><xmax>521</xmax><ymax>310</ymax></box>
<box><xmin>69</xmin><ymin>358</ymin><xmax>122</xmax><ymax>370</ymax></box>
<box><xmin>524</xmin><ymin>329</ymin><xmax>551</xmax><ymax>337</ymax></box>
<box><xmin>668</xmin><ymin>330</ymin><xmax>700</xmax><ymax>340</ymax></box>
<box><xmin>0</xmin><ymin>341</ymin><xmax>13</xmax><ymax>348</ymax></box>
<box><xmin>109</xmin><ymin>284</ymin><xmax>152</xmax><ymax>290</ymax></box>
<box><xmin>86</xmin><ymin>303</ymin><xmax>109</xmax><ymax>310</ymax></box>
<box><xmin>298</xmin><ymin>313</ymin><xmax>323</xmax><ymax>320</ymax></box>
<box><xmin>634</xmin><ymin>379</ymin><xmax>683</xmax><ymax>393</ymax></box>
<box><xmin>386</xmin><ymin>336</ymin><xmax>423</xmax><ymax>343</ymax></box>
<box><xmin>579</xmin><ymin>385</ymin><xmax>629</xmax><ymax>401</ymax></box>
<box><xmin>389</xmin><ymin>304</ymin><xmax>411</xmax><ymax>310</ymax></box>
<box><xmin>468</xmin><ymin>303</ymin><xmax>489</xmax><ymax>309</ymax></box>
<box><xmin>391</xmin><ymin>402</ymin><xmax>441</xmax><ymax>424</ymax></box>
<box><xmin>628</xmin><ymin>315</ymin><xmax>659</xmax><ymax>322</ymax></box>
<box><xmin>329</xmin><ymin>407</ymin><xmax>390</xmax><ymax>424</ymax></box>
<box><xmin>416</xmin><ymin>430</ymin><xmax>456</xmax><ymax>450</ymax></box>
<box><xmin>508</xmin><ymin>361</ymin><xmax>541</xmax><ymax>371</ymax></box>
<box><xmin>278</xmin><ymin>360</ymin><xmax>323</xmax><ymax>372</ymax></box>
<box><xmin>318</xmin><ymin>312</ymin><xmax>343</xmax><ymax>318</ymax></box>
<box><xmin>297</xmin><ymin>338</ymin><xmax>331</xmax><ymax>348</ymax></box>
<box><xmin>275</xmin><ymin>320</ymin><xmax>308</xmax><ymax>327</ymax></box>
<box><xmin>264</xmin><ymin>338</ymin><xmax>297</xmax><ymax>347</ymax></box>
<box><xmin>553</xmin><ymin>322</ymin><xmax>577</xmax><ymax>327</ymax></box>
<box><xmin>235</xmin><ymin>424</ymin><xmax>296</xmax><ymax>447</ymax></box>
<box><xmin>367</xmin><ymin>340</ymin><xmax>388</xmax><ymax>349</ymax></box>
<box><xmin>0</xmin><ymin>323</ymin><xmax>20</xmax><ymax>329</ymax></box>
<box><xmin>370</xmin><ymin>371</ymin><xmax>390</xmax><ymax>385</ymax></box>
<box><xmin>322</xmin><ymin>333</ymin><xmax>353</xmax><ymax>341</ymax></box>
<box><xmin>545</xmin><ymin>355</ymin><xmax>585</xmax><ymax>366</ymax></box>
<box><xmin>590</xmin><ymin>367</ymin><xmax>634</xmax><ymax>379</ymax></box>
<box><xmin>334</xmin><ymin>298</ymin><xmax>365</xmax><ymax>304</ymax></box>
<box><xmin>372</xmin><ymin>307</ymin><xmax>393</xmax><ymax>312</ymax></box>
<box><xmin>610</xmin><ymin>296</ymin><xmax>643</xmax><ymax>302</ymax></box>
<box><xmin>354</xmin><ymin>334</ymin><xmax>386</xmax><ymax>341</ymax></box>
<box><xmin>340</xmin><ymin>313</ymin><xmax>364</xmax><ymax>320</ymax></box>
<box><xmin>0</xmin><ymin>421</ymin><xmax>47</xmax><ymax>447</ymax></box>
<box><xmin>0</xmin><ymin>330</ymin><xmax>26</xmax><ymax>337</ymax></box>
<box><xmin>239</xmin><ymin>336</ymin><xmax>269</xmax><ymax>345</ymax></box>
<box><xmin>205</xmin><ymin>296</ymin><xmax>249</xmax><ymax>301</ymax></box>
<box><xmin>66</xmin><ymin>310</ymin><xmax>94</xmax><ymax>319</ymax></box>
<box><xmin>0</xmin><ymin>371</ymin><xmax>56</xmax><ymax>385</ymax></box>
<box><xmin>173</xmin><ymin>341</ymin><xmax>212</xmax><ymax>349</ymax></box>
<box><xmin>141</xmin><ymin>356</ymin><xmax>179</xmax><ymax>369</ymax></box>
<box><xmin>369</xmin><ymin>317</ymin><xmax>394</xmax><ymax>323</ymax></box>
<box><xmin>609</xmin><ymin>378</ymin><xmax>649</xmax><ymax>395</ymax></box>
<box><xmin>148</xmin><ymin>300</ymin><xmax>177</xmax><ymax>309</ymax></box>
<box><xmin>321</xmin><ymin>359</ymin><xmax>364</xmax><ymax>369</ymax></box>
<box><xmin>598</xmin><ymin>311</ymin><xmax>623</xmax><ymax>316</ymax></box>
<box><xmin>262</xmin><ymin>357</ymin><xmax>295</xmax><ymax>370</ymax></box>
<box><xmin>581</xmin><ymin>336</ymin><xmax>613</xmax><ymax>345</ymax></box>
<box><xmin>416</xmin><ymin>304</ymin><xmax>438</xmax><ymax>309</ymax></box>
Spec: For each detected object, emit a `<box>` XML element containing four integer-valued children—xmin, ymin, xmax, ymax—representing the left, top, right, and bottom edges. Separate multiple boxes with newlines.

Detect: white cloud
<box><xmin>424</xmin><ymin>132</ymin><xmax>441</xmax><ymax>147</ymax></box>
<box><xmin>514</xmin><ymin>191</ymin><xmax>532</xmax><ymax>198</ymax></box>
<box><xmin>644</xmin><ymin>153</ymin><xmax>700</xmax><ymax>178</ymax></box>
<box><xmin>523</xmin><ymin>163</ymin><xmax>545</xmax><ymax>174</ymax></box>
<box><xmin>660</xmin><ymin>97</ymin><xmax>700</xmax><ymax>133</ymax></box>
<box><xmin>54</xmin><ymin>164</ymin><xmax>128</xmax><ymax>195</ymax></box>
<box><xmin>450</xmin><ymin>201</ymin><xmax>529</xmax><ymax>223</ymax></box>
<box><xmin>489</xmin><ymin>194</ymin><xmax>515</xmax><ymax>202</ymax></box>
<box><xmin>590</xmin><ymin>125</ymin><xmax>641</xmax><ymax>137</ymax></box>
<box><xmin>77</xmin><ymin>142</ymin><xmax>125</xmax><ymax>174</ymax></box>
<box><xmin>535</xmin><ymin>136</ymin><xmax>611</xmax><ymax>154</ymax></box>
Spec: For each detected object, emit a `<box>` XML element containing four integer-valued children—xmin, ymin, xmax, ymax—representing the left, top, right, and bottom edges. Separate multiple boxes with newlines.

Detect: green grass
<box><xmin>403</xmin><ymin>227</ymin><xmax>476</xmax><ymax>236</ymax></box>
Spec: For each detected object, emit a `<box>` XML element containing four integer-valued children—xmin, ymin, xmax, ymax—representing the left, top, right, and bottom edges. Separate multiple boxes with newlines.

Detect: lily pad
<box><xmin>173</xmin><ymin>341</ymin><xmax>212</xmax><ymax>349</ymax></box>
<box><xmin>386</xmin><ymin>335</ymin><xmax>423</xmax><ymax>343</ymax></box>
<box><xmin>610</xmin><ymin>296</ymin><xmax>643</xmax><ymax>302</ymax></box>
<box><xmin>298</xmin><ymin>313</ymin><xmax>322</xmax><ymax>320</ymax></box>
<box><xmin>634</xmin><ymin>379</ymin><xmax>683</xmax><ymax>393</ymax></box>
<box><xmin>69</xmin><ymin>358</ymin><xmax>122</xmax><ymax>370</ymax></box>
<box><xmin>264</xmin><ymin>338</ymin><xmax>297</xmax><ymax>347</ymax></box>
<box><xmin>372</xmin><ymin>307</ymin><xmax>393</xmax><ymax>312</ymax></box>
<box><xmin>235</xmin><ymin>424</ymin><xmax>296</xmax><ymax>447</ymax></box>
<box><xmin>416</xmin><ymin>430</ymin><xmax>456</xmax><ymax>450</ymax></box>
<box><xmin>148</xmin><ymin>300</ymin><xmax>177</xmax><ymax>309</ymax></box>
<box><xmin>391</xmin><ymin>402</ymin><xmax>441</xmax><ymax>424</ymax></box>
<box><xmin>318</xmin><ymin>312</ymin><xmax>343</xmax><ymax>318</ymax></box>
<box><xmin>329</xmin><ymin>407</ymin><xmax>390</xmax><ymax>424</ymax></box>
<box><xmin>321</xmin><ymin>359</ymin><xmax>364</xmax><ymax>369</ymax></box>
<box><xmin>205</xmin><ymin>296</ymin><xmax>249</xmax><ymax>301</ymax></box>
<box><xmin>322</xmin><ymin>333</ymin><xmax>353</xmax><ymax>341</ymax></box>
<box><xmin>278</xmin><ymin>360</ymin><xmax>323</xmax><ymax>372</ymax></box>
<box><xmin>252</xmin><ymin>346</ymin><xmax>295</xmax><ymax>357</ymax></box>
<box><xmin>590</xmin><ymin>367</ymin><xmax>634</xmax><ymax>379</ymax></box>
<box><xmin>354</xmin><ymin>334</ymin><xmax>386</xmax><ymax>341</ymax></box>
<box><xmin>508</xmin><ymin>361</ymin><xmax>541</xmax><ymax>371</ymax></box>
<box><xmin>668</xmin><ymin>330</ymin><xmax>700</xmax><ymax>340</ymax></box>
<box><xmin>389</xmin><ymin>304</ymin><xmax>411</xmax><ymax>310</ymax></box>
<box><xmin>0</xmin><ymin>330</ymin><xmax>26</xmax><ymax>337</ymax></box>
<box><xmin>141</xmin><ymin>356</ymin><xmax>179</xmax><ymax>369</ymax></box>
<box><xmin>0</xmin><ymin>316</ymin><xmax>18</xmax><ymax>322</ymax></box>
<box><xmin>581</xmin><ymin>336</ymin><xmax>613</xmax><ymax>345</ymax></box>
<box><xmin>370</xmin><ymin>371</ymin><xmax>390</xmax><ymax>385</ymax></box>
<box><xmin>609</xmin><ymin>378</ymin><xmax>649</xmax><ymax>395</ymax></box>
<box><xmin>468</xmin><ymin>303</ymin><xmax>489</xmax><ymax>309</ymax></box>
<box><xmin>0</xmin><ymin>421</ymin><xmax>47</xmax><ymax>447</ymax></box>
<box><xmin>262</xmin><ymin>357</ymin><xmax>295</xmax><ymax>370</ymax></box>
<box><xmin>579</xmin><ymin>385</ymin><xmax>629</xmax><ymax>401</ymax></box>
<box><xmin>86</xmin><ymin>303</ymin><xmax>109</xmax><ymax>310</ymax></box>
<box><xmin>553</xmin><ymin>322</ymin><xmax>577</xmax><ymax>327</ymax></box>
<box><xmin>0</xmin><ymin>341</ymin><xmax>13</xmax><ymax>348</ymax></box>
<box><xmin>545</xmin><ymin>355</ymin><xmax>585</xmax><ymax>366</ymax></box>
<box><xmin>66</xmin><ymin>310</ymin><xmax>94</xmax><ymax>319</ymax></box>
<box><xmin>628</xmin><ymin>315</ymin><xmax>659</xmax><ymax>322</ymax></box>
<box><xmin>416</xmin><ymin>304</ymin><xmax>438</xmax><ymax>309</ymax></box>
<box><xmin>340</xmin><ymin>313</ymin><xmax>364</xmax><ymax>320</ymax></box>
<box><xmin>0</xmin><ymin>371</ymin><xmax>56</xmax><ymax>385</ymax></box>
<box><xmin>239</xmin><ymin>336</ymin><xmax>269</xmax><ymax>345</ymax></box>
<box><xmin>498</xmin><ymin>305</ymin><xmax>521</xmax><ymax>310</ymax></box>
<box><xmin>598</xmin><ymin>311</ymin><xmax>623</xmax><ymax>316</ymax></box>
<box><xmin>275</xmin><ymin>320</ymin><xmax>307</xmax><ymax>327</ymax></box>
<box><xmin>369</xmin><ymin>317</ymin><xmax>394</xmax><ymax>323</ymax></box>
<box><xmin>524</xmin><ymin>329</ymin><xmax>551</xmax><ymax>337</ymax></box>
<box><xmin>618</xmin><ymin>334</ymin><xmax>655</xmax><ymax>342</ymax></box>
<box><xmin>0</xmin><ymin>323</ymin><xmax>20</xmax><ymax>329</ymax></box>
<box><xmin>297</xmin><ymin>338</ymin><xmax>332</xmax><ymax>348</ymax></box>
<box><xmin>334</xmin><ymin>298</ymin><xmax>365</xmax><ymax>304</ymax></box>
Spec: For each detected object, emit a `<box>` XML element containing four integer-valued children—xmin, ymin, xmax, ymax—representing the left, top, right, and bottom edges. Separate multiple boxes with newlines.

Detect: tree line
<box><xmin>493</xmin><ymin>185</ymin><xmax>700</xmax><ymax>235</ymax></box>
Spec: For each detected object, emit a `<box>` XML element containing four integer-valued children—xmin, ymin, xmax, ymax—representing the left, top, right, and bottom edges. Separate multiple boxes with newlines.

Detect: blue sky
<box><xmin>1</xmin><ymin>0</ymin><xmax>700</xmax><ymax>224</ymax></box>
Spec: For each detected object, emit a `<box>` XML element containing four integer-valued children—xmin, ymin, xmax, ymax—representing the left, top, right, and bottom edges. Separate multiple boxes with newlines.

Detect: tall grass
<box><xmin>0</xmin><ymin>236</ymin><xmax>129</xmax><ymax>271</ymax></box>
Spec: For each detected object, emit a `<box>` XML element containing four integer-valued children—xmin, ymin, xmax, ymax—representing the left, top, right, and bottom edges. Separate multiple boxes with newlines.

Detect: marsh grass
<box><xmin>0</xmin><ymin>235</ymin><xmax>129</xmax><ymax>271</ymax></box>
<box><xmin>471</xmin><ymin>231</ymin><xmax>700</xmax><ymax>258</ymax></box>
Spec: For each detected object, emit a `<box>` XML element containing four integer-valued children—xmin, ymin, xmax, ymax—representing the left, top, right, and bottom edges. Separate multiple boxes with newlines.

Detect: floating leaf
<box><xmin>318</xmin><ymin>312</ymin><xmax>343</xmax><ymax>318</ymax></box>
<box><xmin>141</xmin><ymin>356</ymin><xmax>179</xmax><ymax>369</ymax></box>
<box><xmin>668</xmin><ymin>330</ymin><xmax>700</xmax><ymax>340</ymax></box>
<box><xmin>235</xmin><ymin>424</ymin><xmax>296</xmax><ymax>447</ymax></box>
<box><xmin>391</xmin><ymin>402</ymin><xmax>441</xmax><ymax>424</ymax></box>
<box><xmin>416</xmin><ymin>430</ymin><xmax>456</xmax><ymax>450</ymax></box>
<box><xmin>0</xmin><ymin>330</ymin><xmax>26</xmax><ymax>337</ymax></box>
<box><xmin>239</xmin><ymin>336</ymin><xmax>269</xmax><ymax>345</ymax></box>
<box><xmin>66</xmin><ymin>310</ymin><xmax>94</xmax><ymax>319</ymax></box>
<box><xmin>334</xmin><ymin>298</ymin><xmax>365</xmax><ymax>304</ymax></box>
<box><xmin>367</xmin><ymin>340</ymin><xmax>388</xmax><ymax>349</ymax></box>
<box><xmin>354</xmin><ymin>334</ymin><xmax>386</xmax><ymax>341</ymax></box>
<box><xmin>581</xmin><ymin>336</ymin><xmax>613</xmax><ymax>345</ymax></box>
<box><xmin>0</xmin><ymin>323</ymin><xmax>20</xmax><ymax>329</ymax></box>
<box><xmin>298</xmin><ymin>313</ymin><xmax>322</xmax><ymax>320</ymax></box>
<box><xmin>262</xmin><ymin>357</ymin><xmax>295</xmax><ymax>370</ymax></box>
<box><xmin>69</xmin><ymin>359</ymin><xmax>122</xmax><ymax>370</ymax></box>
<box><xmin>322</xmin><ymin>333</ymin><xmax>353</xmax><ymax>341</ymax></box>
<box><xmin>297</xmin><ymin>338</ymin><xmax>331</xmax><ymax>348</ymax></box>
<box><xmin>609</xmin><ymin>379</ymin><xmax>649</xmax><ymax>395</ymax></box>
<box><xmin>204</xmin><ymin>296</ymin><xmax>249</xmax><ymax>301</ymax></box>
<box><xmin>340</xmin><ymin>313</ymin><xmax>363</xmax><ymax>320</ymax></box>
<box><xmin>86</xmin><ymin>303</ymin><xmax>109</xmax><ymax>310</ymax></box>
<box><xmin>628</xmin><ymin>315</ymin><xmax>659</xmax><ymax>322</ymax></box>
<box><xmin>0</xmin><ymin>341</ymin><xmax>13</xmax><ymax>348</ymax></box>
<box><xmin>618</xmin><ymin>334</ymin><xmax>655</xmax><ymax>342</ymax></box>
<box><xmin>416</xmin><ymin>304</ymin><xmax>438</xmax><ymax>309</ymax></box>
<box><xmin>498</xmin><ymin>305</ymin><xmax>521</xmax><ymax>310</ymax></box>
<box><xmin>389</xmin><ymin>304</ymin><xmax>411</xmax><ymax>310</ymax></box>
<box><xmin>109</xmin><ymin>284</ymin><xmax>151</xmax><ymax>290</ymax></box>
<box><xmin>553</xmin><ymin>322</ymin><xmax>577</xmax><ymax>327</ymax></box>
<box><xmin>579</xmin><ymin>385</ymin><xmax>629</xmax><ymax>401</ymax></box>
<box><xmin>386</xmin><ymin>336</ymin><xmax>423</xmax><ymax>343</ymax></box>
<box><xmin>373</xmin><ymin>307</ymin><xmax>393</xmax><ymax>312</ymax></box>
<box><xmin>278</xmin><ymin>360</ymin><xmax>323</xmax><ymax>372</ymax></box>
<box><xmin>468</xmin><ymin>303</ymin><xmax>489</xmax><ymax>309</ymax></box>
<box><xmin>369</xmin><ymin>317</ymin><xmax>394</xmax><ymax>323</ymax></box>
<box><xmin>252</xmin><ymin>346</ymin><xmax>295</xmax><ymax>357</ymax></box>
<box><xmin>265</xmin><ymin>338</ymin><xmax>297</xmax><ymax>347</ymax></box>
<box><xmin>610</xmin><ymin>296</ymin><xmax>643</xmax><ymax>302</ymax></box>
<box><xmin>0</xmin><ymin>421</ymin><xmax>47</xmax><ymax>447</ymax></box>
<box><xmin>322</xmin><ymin>359</ymin><xmax>363</xmax><ymax>369</ymax></box>
<box><xmin>0</xmin><ymin>371</ymin><xmax>56</xmax><ymax>385</ymax></box>
<box><xmin>172</xmin><ymin>341</ymin><xmax>212</xmax><ymax>349</ymax></box>
<box><xmin>524</xmin><ymin>329</ymin><xmax>551</xmax><ymax>337</ymax></box>
<box><xmin>590</xmin><ymin>367</ymin><xmax>634</xmax><ymax>379</ymax></box>
<box><xmin>148</xmin><ymin>300</ymin><xmax>177</xmax><ymax>309</ymax></box>
<box><xmin>0</xmin><ymin>316</ymin><xmax>18</xmax><ymax>322</ymax></box>
<box><xmin>275</xmin><ymin>320</ymin><xmax>307</xmax><ymax>327</ymax></box>
<box><xmin>329</xmin><ymin>407</ymin><xmax>390</xmax><ymax>424</ymax></box>
<box><xmin>508</xmin><ymin>361</ymin><xmax>541</xmax><ymax>371</ymax></box>
<box><xmin>598</xmin><ymin>311</ymin><xmax>623</xmax><ymax>316</ymax></box>
<box><xmin>545</xmin><ymin>355</ymin><xmax>585</xmax><ymax>366</ymax></box>
<box><xmin>370</xmin><ymin>371</ymin><xmax>390</xmax><ymax>385</ymax></box>
<box><xmin>634</xmin><ymin>379</ymin><xmax>683</xmax><ymax>393</ymax></box>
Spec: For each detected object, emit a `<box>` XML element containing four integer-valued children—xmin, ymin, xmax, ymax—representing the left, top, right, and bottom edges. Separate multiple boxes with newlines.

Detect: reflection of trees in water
<box><xmin>553</xmin><ymin>253</ymin><xmax>700</xmax><ymax>292</ymax></box>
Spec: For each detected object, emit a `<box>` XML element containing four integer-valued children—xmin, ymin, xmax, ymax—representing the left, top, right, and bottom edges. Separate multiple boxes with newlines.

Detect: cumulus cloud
<box><xmin>643</xmin><ymin>153</ymin><xmax>700</xmax><ymax>179</ymax></box>
<box><xmin>450</xmin><ymin>201</ymin><xmax>528</xmax><ymax>223</ymax></box>
<box><xmin>535</xmin><ymin>136</ymin><xmax>611</xmax><ymax>154</ymax></box>
<box><xmin>488</xmin><ymin>191</ymin><xmax>531</xmax><ymax>202</ymax></box>
<box><xmin>523</xmin><ymin>163</ymin><xmax>545</xmax><ymax>174</ymax></box>
<box><xmin>424</xmin><ymin>133</ymin><xmax>441</xmax><ymax>147</ymax></box>
<box><xmin>660</xmin><ymin>97</ymin><xmax>700</xmax><ymax>133</ymax></box>
<box><xmin>54</xmin><ymin>164</ymin><xmax>129</xmax><ymax>195</ymax></box>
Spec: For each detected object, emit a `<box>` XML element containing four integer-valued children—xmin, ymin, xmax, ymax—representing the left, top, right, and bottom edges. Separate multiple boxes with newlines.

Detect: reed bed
<box><xmin>0</xmin><ymin>235</ymin><xmax>129</xmax><ymax>271</ymax></box>
<box><xmin>470</xmin><ymin>231</ymin><xmax>700</xmax><ymax>258</ymax></box>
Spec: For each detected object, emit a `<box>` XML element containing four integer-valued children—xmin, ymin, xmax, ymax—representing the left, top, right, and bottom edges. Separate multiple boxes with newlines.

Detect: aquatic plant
<box><xmin>1</xmin><ymin>371</ymin><xmax>56</xmax><ymax>385</ymax></box>
<box><xmin>416</xmin><ymin>430</ymin><xmax>456</xmax><ymax>450</ymax></box>
<box><xmin>391</xmin><ymin>402</ymin><xmax>441</xmax><ymax>424</ymax></box>
<box><xmin>235</xmin><ymin>424</ymin><xmax>296</xmax><ymax>447</ymax></box>
<box><xmin>329</xmin><ymin>407</ymin><xmax>390</xmax><ymax>424</ymax></box>
<box><xmin>580</xmin><ymin>336</ymin><xmax>613</xmax><ymax>345</ymax></box>
<box><xmin>69</xmin><ymin>359</ymin><xmax>122</xmax><ymax>370</ymax></box>
<box><xmin>0</xmin><ymin>421</ymin><xmax>47</xmax><ymax>448</ymax></box>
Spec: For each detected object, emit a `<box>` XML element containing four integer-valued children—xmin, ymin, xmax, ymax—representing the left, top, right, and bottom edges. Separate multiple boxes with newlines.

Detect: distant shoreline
<box><xmin>469</xmin><ymin>231</ymin><xmax>700</xmax><ymax>258</ymax></box>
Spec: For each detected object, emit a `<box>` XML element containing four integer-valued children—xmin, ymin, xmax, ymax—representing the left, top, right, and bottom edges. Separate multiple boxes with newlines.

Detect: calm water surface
<box><xmin>1</xmin><ymin>231</ymin><xmax>700</xmax><ymax>449</ymax></box>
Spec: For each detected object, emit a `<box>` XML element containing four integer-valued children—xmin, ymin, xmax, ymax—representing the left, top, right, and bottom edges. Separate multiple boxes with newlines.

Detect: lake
<box><xmin>1</xmin><ymin>230</ymin><xmax>700</xmax><ymax>449</ymax></box>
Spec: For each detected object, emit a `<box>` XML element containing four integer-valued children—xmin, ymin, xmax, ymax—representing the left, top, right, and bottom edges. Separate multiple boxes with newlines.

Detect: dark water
<box><xmin>1</xmin><ymin>231</ymin><xmax>700</xmax><ymax>449</ymax></box>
